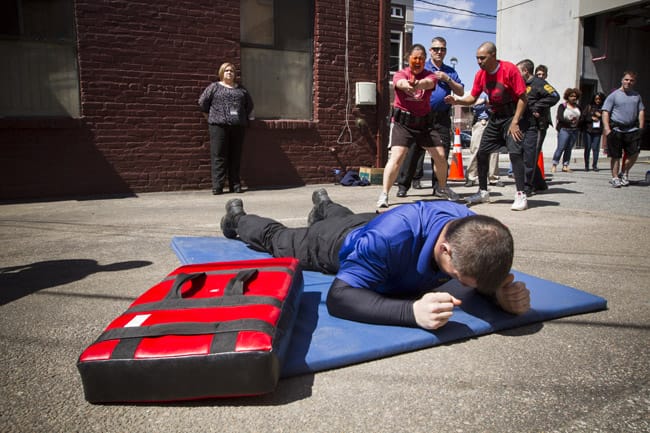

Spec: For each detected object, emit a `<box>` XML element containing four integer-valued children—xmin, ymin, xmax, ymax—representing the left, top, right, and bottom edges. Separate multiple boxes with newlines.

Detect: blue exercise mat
<box><xmin>171</xmin><ymin>236</ymin><xmax>607</xmax><ymax>377</ymax></box>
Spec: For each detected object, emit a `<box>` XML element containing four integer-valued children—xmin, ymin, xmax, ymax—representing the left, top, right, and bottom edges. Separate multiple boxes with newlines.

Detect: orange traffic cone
<box><xmin>537</xmin><ymin>151</ymin><xmax>545</xmax><ymax>180</ymax></box>
<box><xmin>448</xmin><ymin>128</ymin><xmax>465</xmax><ymax>181</ymax></box>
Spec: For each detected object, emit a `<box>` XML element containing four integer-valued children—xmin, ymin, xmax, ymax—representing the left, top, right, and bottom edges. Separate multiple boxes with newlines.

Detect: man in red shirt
<box><xmin>445</xmin><ymin>42</ymin><xmax>529</xmax><ymax>211</ymax></box>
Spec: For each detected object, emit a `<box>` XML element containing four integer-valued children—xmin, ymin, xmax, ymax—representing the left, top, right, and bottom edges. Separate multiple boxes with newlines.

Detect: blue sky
<box><xmin>412</xmin><ymin>0</ymin><xmax>497</xmax><ymax>93</ymax></box>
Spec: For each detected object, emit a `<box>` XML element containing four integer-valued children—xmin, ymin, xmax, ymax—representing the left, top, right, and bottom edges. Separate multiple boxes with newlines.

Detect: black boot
<box><xmin>220</xmin><ymin>199</ymin><xmax>245</xmax><ymax>239</ymax></box>
<box><xmin>307</xmin><ymin>188</ymin><xmax>331</xmax><ymax>226</ymax></box>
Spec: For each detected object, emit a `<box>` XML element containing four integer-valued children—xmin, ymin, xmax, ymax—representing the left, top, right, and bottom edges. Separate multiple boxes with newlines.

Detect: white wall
<box><xmin>496</xmin><ymin>0</ymin><xmax>649</xmax><ymax>155</ymax></box>
<box><xmin>497</xmin><ymin>0</ymin><xmax>584</xmax><ymax>154</ymax></box>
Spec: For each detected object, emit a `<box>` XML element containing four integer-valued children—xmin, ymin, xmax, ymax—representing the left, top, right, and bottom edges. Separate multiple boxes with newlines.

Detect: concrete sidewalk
<box><xmin>1</xmin><ymin>155</ymin><xmax>649</xmax><ymax>433</ymax></box>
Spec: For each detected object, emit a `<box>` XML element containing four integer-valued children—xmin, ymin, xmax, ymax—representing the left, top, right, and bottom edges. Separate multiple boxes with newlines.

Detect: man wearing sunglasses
<box><xmin>396</xmin><ymin>37</ymin><xmax>465</xmax><ymax>198</ymax></box>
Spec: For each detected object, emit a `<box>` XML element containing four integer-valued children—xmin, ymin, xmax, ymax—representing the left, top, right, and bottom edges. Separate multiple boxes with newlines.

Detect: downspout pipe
<box><xmin>375</xmin><ymin>0</ymin><xmax>389</xmax><ymax>168</ymax></box>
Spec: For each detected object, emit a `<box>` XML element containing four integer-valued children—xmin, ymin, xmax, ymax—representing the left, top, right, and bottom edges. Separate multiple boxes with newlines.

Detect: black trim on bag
<box><xmin>110</xmin><ymin>330</ymin><xmax>245</xmax><ymax>359</ymax></box>
<box><xmin>125</xmin><ymin>295</ymin><xmax>283</xmax><ymax>313</ymax></box>
<box><xmin>209</xmin><ymin>331</ymin><xmax>239</xmax><ymax>354</ymax></box>
<box><xmin>111</xmin><ymin>338</ymin><xmax>141</xmax><ymax>359</ymax></box>
<box><xmin>97</xmin><ymin>319</ymin><xmax>276</xmax><ymax>343</ymax></box>
<box><xmin>102</xmin><ymin>320</ymin><xmax>276</xmax><ymax>360</ymax></box>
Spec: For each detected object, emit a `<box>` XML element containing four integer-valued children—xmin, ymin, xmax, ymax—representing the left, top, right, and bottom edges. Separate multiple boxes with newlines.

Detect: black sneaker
<box><xmin>220</xmin><ymin>199</ymin><xmax>245</xmax><ymax>239</ymax></box>
<box><xmin>412</xmin><ymin>179</ymin><xmax>422</xmax><ymax>189</ymax></box>
<box><xmin>396</xmin><ymin>187</ymin><xmax>407</xmax><ymax>198</ymax></box>
<box><xmin>308</xmin><ymin>189</ymin><xmax>331</xmax><ymax>225</ymax></box>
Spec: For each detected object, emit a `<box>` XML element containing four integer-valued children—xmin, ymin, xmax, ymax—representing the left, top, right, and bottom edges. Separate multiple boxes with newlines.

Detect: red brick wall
<box><xmin>0</xmin><ymin>0</ymin><xmax>389</xmax><ymax>200</ymax></box>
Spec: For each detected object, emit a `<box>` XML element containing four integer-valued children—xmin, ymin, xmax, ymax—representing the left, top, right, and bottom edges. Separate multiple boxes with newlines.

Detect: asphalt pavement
<box><xmin>1</xmin><ymin>152</ymin><xmax>649</xmax><ymax>433</ymax></box>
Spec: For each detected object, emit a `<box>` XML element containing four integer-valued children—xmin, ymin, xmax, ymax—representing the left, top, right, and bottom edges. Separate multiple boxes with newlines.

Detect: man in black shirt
<box><xmin>517</xmin><ymin>59</ymin><xmax>560</xmax><ymax>195</ymax></box>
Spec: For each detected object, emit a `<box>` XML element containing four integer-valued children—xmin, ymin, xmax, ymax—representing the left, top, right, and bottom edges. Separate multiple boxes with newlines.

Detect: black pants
<box><xmin>209</xmin><ymin>124</ymin><xmax>245</xmax><ymax>190</ymax></box>
<box><xmin>478</xmin><ymin>115</ymin><xmax>529</xmax><ymax>191</ymax></box>
<box><xmin>237</xmin><ymin>202</ymin><xmax>375</xmax><ymax>274</ymax></box>
<box><xmin>397</xmin><ymin>115</ymin><xmax>452</xmax><ymax>190</ymax></box>
<box><xmin>521</xmin><ymin>127</ymin><xmax>547</xmax><ymax>191</ymax></box>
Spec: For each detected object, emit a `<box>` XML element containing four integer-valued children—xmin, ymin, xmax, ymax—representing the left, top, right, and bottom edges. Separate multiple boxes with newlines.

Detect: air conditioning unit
<box><xmin>355</xmin><ymin>82</ymin><xmax>376</xmax><ymax>106</ymax></box>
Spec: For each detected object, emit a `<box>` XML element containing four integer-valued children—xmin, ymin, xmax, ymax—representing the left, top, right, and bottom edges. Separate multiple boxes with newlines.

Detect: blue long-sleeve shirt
<box><xmin>336</xmin><ymin>201</ymin><xmax>475</xmax><ymax>296</ymax></box>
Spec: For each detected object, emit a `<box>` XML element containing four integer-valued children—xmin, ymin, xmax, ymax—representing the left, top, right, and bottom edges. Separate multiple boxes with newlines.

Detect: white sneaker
<box><xmin>511</xmin><ymin>191</ymin><xmax>528</xmax><ymax>211</ymax></box>
<box><xmin>620</xmin><ymin>173</ymin><xmax>630</xmax><ymax>186</ymax></box>
<box><xmin>465</xmin><ymin>190</ymin><xmax>490</xmax><ymax>205</ymax></box>
<box><xmin>376</xmin><ymin>192</ymin><xmax>389</xmax><ymax>208</ymax></box>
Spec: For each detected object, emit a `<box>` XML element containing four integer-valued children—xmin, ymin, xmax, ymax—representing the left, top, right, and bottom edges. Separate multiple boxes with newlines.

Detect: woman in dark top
<box><xmin>198</xmin><ymin>63</ymin><xmax>254</xmax><ymax>194</ymax></box>
<box><xmin>581</xmin><ymin>92</ymin><xmax>605</xmax><ymax>172</ymax></box>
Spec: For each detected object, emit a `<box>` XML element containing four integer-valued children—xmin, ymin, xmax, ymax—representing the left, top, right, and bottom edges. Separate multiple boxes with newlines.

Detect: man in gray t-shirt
<box><xmin>602</xmin><ymin>71</ymin><xmax>646</xmax><ymax>187</ymax></box>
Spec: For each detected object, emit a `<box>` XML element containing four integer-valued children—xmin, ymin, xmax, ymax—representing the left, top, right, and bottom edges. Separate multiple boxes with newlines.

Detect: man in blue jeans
<box><xmin>220</xmin><ymin>189</ymin><xmax>531</xmax><ymax>330</ymax></box>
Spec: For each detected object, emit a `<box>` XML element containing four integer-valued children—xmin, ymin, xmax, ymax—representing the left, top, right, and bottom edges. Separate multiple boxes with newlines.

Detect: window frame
<box><xmin>389</xmin><ymin>30</ymin><xmax>404</xmax><ymax>76</ymax></box>
<box><xmin>0</xmin><ymin>0</ymin><xmax>80</xmax><ymax>118</ymax></box>
<box><xmin>240</xmin><ymin>0</ymin><xmax>314</xmax><ymax>121</ymax></box>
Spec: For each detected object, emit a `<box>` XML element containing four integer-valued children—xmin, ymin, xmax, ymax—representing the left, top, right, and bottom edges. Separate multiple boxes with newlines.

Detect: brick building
<box><xmin>0</xmin><ymin>0</ymin><xmax>403</xmax><ymax>200</ymax></box>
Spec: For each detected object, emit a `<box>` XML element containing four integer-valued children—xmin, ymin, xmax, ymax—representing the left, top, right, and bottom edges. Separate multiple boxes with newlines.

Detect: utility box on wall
<box><xmin>355</xmin><ymin>82</ymin><xmax>376</xmax><ymax>105</ymax></box>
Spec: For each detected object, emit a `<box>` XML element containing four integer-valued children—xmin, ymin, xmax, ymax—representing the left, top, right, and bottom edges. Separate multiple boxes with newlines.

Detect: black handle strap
<box><xmin>164</xmin><ymin>268</ymin><xmax>258</xmax><ymax>301</ymax></box>
<box><xmin>165</xmin><ymin>272</ymin><xmax>206</xmax><ymax>300</ymax></box>
<box><xmin>224</xmin><ymin>269</ymin><xmax>259</xmax><ymax>296</ymax></box>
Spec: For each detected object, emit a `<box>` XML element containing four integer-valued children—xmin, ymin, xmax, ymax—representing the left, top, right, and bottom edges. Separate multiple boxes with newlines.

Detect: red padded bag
<box><xmin>77</xmin><ymin>258</ymin><xmax>303</xmax><ymax>403</ymax></box>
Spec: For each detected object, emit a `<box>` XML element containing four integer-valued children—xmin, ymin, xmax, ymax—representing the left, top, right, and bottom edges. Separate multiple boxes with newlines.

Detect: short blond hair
<box><xmin>218</xmin><ymin>63</ymin><xmax>236</xmax><ymax>81</ymax></box>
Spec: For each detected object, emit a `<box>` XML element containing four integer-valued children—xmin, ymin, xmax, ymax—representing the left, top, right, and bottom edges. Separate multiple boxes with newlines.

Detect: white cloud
<box><xmin>421</xmin><ymin>0</ymin><xmax>477</xmax><ymax>29</ymax></box>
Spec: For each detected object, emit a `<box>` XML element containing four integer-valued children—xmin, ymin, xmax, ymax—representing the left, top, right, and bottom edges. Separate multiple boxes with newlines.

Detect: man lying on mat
<box><xmin>219</xmin><ymin>189</ymin><xmax>530</xmax><ymax>330</ymax></box>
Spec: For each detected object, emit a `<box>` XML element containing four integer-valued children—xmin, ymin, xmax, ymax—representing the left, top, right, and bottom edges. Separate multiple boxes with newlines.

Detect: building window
<box><xmin>583</xmin><ymin>16</ymin><xmax>596</xmax><ymax>47</ymax></box>
<box><xmin>0</xmin><ymin>0</ymin><xmax>80</xmax><ymax>117</ymax></box>
<box><xmin>391</xmin><ymin>6</ymin><xmax>404</xmax><ymax>19</ymax></box>
<box><xmin>240</xmin><ymin>0</ymin><xmax>313</xmax><ymax>120</ymax></box>
<box><xmin>389</xmin><ymin>31</ymin><xmax>404</xmax><ymax>75</ymax></box>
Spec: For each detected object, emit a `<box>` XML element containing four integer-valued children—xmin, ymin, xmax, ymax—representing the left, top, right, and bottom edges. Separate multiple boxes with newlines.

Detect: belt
<box><xmin>392</xmin><ymin>108</ymin><xmax>433</xmax><ymax>129</ymax></box>
<box><xmin>611</xmin><ymin>121</ymin><xmax>638</xmax><ymax>129</ymax></box>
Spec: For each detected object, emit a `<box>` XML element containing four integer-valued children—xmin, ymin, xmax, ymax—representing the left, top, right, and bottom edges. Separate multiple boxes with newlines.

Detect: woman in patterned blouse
<box><xmin>199</xmin><ymin>63</ymin><xmax>254</xmax><ymax>194</ymax></box>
